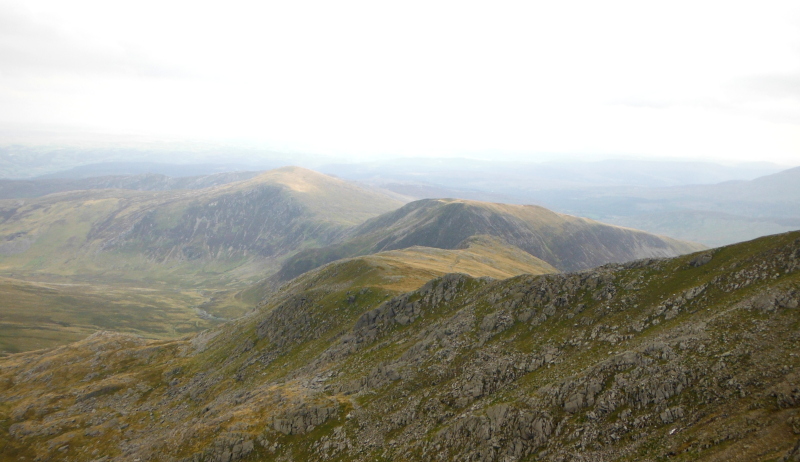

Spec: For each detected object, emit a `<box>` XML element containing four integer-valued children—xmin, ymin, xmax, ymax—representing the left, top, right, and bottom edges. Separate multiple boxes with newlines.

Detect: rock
<box><xmin>690</xmin><ymin>253</ymin><xmax>713</xmax><ymax>267</ymax></box>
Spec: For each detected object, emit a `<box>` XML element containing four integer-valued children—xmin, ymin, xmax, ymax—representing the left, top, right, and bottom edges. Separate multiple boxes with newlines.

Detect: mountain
<box><xmin>0</xmin><ymin>145</ymin><xmax>307</xmax><ymax>179</ymax></box>
<box><xmin>0</xmin><ymin>230</ymin><xmax>798</xmax><ymax>461</ymax></box>
<box><xmin>332</xmin><ymin>162</ymin><xmax>800</xmax><ymax>248</ymax></box>
<box><xmin>356</xmin><ymin>235</ymin><xmax>558</xmax><ymax>291</ymax></box>
<box><xmin>278</xmin><ymin>198</ymin><xmax>704</xmax><ymax>281</ymax></box>
<box><xmin>0</xmin><ymin>167</ymin><xmax>404</xmax><ymax>353</ymax></box>
<box><xmin>0</xmin><ymin>166</ymin><xmax>403</xmax><ymax>287</ymax></box>
<box><xmin>0</xmin><ymin>235</ymin><xmax>555</xmax><ymax>356</ymax></box>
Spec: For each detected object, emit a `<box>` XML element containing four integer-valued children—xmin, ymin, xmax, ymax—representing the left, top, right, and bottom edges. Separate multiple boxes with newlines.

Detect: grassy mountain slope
<box><xmin>0</xmin><ymin>167</ymin><xmax>403</xmax><ymax>353</ymax></box>
<box><xmin>0</xmin><ymin>235</ymin><xmax>555</xmax><ymax>355</ymax></box>
<box><xmin>0</xmin><ymin>166</ymin><xmax>402</xmax><ymax>287</ymax></box>
<box><xmin>0</xmin><ymin>276</ymin><xmax>220</xmax><ymax>355</ymax></box>
<box><xmin>243</xmin><ymin>235</ymin><xmax>558</xmax><ymax>299</ymax></box>
<box><xmin>279</xmin><ymin>198</ymin><xmax>704</xmax><ymax>280</ymax></box>
<box><xmin>357</xmin><ymin>235</ymin><xmax>557</xmax><ymax>292</ymax></box>
<box><xmin>1</xmin><ymin>231</ymin><xmax>798</xmax><ymax>461</ymax></box>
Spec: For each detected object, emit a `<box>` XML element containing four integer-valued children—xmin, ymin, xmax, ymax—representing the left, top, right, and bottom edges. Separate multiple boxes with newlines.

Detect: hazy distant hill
<box><xmin>35</xmin><ymin>161</ymin><xmax>263</xmax><ymax>179</ymax></box>
<box><xmin>2</xmin><ymin>229</ymin><xmax>797</xmax><ymax>461</ymax></box>
<box><xmin>0</xmin><ymin>171</ymin><xmax>263</xmax><ymax>199</ymax></box>
<box><xmin>0</xmin><ymin>145</ymin><xmax>306</xmax><ymax>178</ymax></box>
<box><xmin>535</xmin><ymin>166</ymin><xmax>800</xmax><ymax>247</ymax></box>
<box><xmin>278</xmin><ymin>198</ymin><xmax>704</xmax><ymax>281</ymax></box>
<box><xmin>322</xmin><ymin>158</ymin><xmax>784</xmax><ymax>189</ymax></box>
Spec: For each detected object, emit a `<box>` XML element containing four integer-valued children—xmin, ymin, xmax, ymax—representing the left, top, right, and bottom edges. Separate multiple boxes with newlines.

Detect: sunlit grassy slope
<box><xmin>356</xmin><ymin>235</ymin><xmax>558</xmax><ymax>292</ymax></box>
<box><xmin>0</xmin><ymin>276</ymin><xmax>217</xmax><ymax>355</ymax></box>
<box><xmin>242</xmin><ymin>234</ymin><xmax>559</xmax><ymax>302</ymax></box>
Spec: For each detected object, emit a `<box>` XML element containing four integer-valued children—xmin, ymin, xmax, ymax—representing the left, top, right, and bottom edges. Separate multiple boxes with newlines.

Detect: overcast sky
<box><xmin>1</xmin><ymin>0</ymin><xmax>799</xmax><ymax>164</ymax></box>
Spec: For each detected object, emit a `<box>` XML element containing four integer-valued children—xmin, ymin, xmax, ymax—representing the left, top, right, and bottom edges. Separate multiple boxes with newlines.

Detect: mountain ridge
<box><xmin>278</xmin><ymin>197</ymin><xmax>704</xmax><ymax>280</ymax></box>
<box><xmin>0</xmin><ymin>230</ymin><xmax>797</xmax><ymax>461</ymax></box>
<box><xmin>0</xmin><ymin>166</ymin><xmax>404</xmax><ymax>287</ymax></box>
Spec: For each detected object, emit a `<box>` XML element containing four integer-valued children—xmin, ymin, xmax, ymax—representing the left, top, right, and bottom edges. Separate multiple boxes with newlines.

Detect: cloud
<box><xmin>741</xmin><ymin>73</ymin><xmax>800</xmax><ymax>101</ymax></box>
<box><xmin>0</xmin><ymin>0</ymin><xmax>799</xmax><ymax>164</ymax></box>
<box><xmin>0</xmin><ymin>3</ymin><xmax>181</xmax><ymax>78</ymax></box>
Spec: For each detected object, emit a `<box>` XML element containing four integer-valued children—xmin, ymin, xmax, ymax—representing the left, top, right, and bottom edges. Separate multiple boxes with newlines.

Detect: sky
<box><xmin>1</xmin><ymin>0</ymin><xmax>800</xmax><ymax>164</ymax></box>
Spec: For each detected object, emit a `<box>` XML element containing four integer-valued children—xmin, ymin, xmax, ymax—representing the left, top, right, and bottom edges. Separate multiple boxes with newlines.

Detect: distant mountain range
<box><xmin>537</xmin><ymin>166</ymin><xmax>800</xmax><ymax>247</ymax></box>
<box><xmin>325</xmin><ymin>161</ymin><xmax>800</xmax><ymax>247</ymax></box>
<box><xmin>0</xmin><ymin>171</ymin><xmax>263</xmax><ymax>199</ymax></box>
<box><xmin>3</xmin><ymin>154</ymin><xmax>797</xmax><ymax>247</ymax></box>
<box><xmin>321</xmin><ymin>158</ymin><xmax>786</xmax><ymax>189</ymax></box>
<box><xmin>0</xmin><ymin>166</ymin><xmax>703</xmax><ymax>354</ymax></box>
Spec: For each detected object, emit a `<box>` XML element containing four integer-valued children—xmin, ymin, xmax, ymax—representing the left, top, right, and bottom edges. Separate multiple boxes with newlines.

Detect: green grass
<box><xmin>0</xmin><ymin>276</ymin><xmax>228</xmax><ymax>354</ymax></box>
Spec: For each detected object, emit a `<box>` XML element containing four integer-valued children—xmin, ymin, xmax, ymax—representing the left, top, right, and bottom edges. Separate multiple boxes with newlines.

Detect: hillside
<box><xmin>0</xmin><ymin>166</ymin><xmax>403</xmax><ymax>287</ymax></box>
<box><xmin>243</xmin><ymin>235</ymin><xmax>558</xmax><ymax>299</ymax></box>
<box><xmin>0</xmin><ymin>235</ymin><xmax>555</xmax><ymax>355</ymax></box>
<box><xmin>0</xmin><ymin>167</ymin><xmax>404</xmax><ymax>353</ymax></box>
<box><xmin>0</xmin><ymin>231</ymin><xmax>798</xmax><ymax>461</ymax></box>
<box><xmin>0</xmin><ymin>276</ymin><xmax>220</xmax><ymax>355</ymax></box>
<box><xmin>278</xmin><ymin>198</ymin><xmax>704</xmax><ymax>280</ymax></box>
<box><xmin>357</xmin><ymin>235</ymin><xmax>558</xmax><ymax>292</ymax></box>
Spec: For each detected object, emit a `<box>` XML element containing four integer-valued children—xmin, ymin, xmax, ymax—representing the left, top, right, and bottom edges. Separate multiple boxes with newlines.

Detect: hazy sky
<box><xmin>1</xmin><ymin>0</ymin><xmax>800</xmax><ymax>163</ymax></box>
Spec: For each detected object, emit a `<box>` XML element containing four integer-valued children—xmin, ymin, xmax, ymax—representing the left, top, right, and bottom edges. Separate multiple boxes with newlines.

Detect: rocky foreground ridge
<box><xmin>1</xmin><ymin>231</ymin><xmax>799</xmax><ymax>461</ymax></box>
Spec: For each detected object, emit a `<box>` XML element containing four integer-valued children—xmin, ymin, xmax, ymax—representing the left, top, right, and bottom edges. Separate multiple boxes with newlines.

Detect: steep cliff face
<box><xmin>1</xmin><ymin>231</ymin><xmax>798</xmax><ymax>461</ymax></box>
<box><xmin>279</xmin><ymin>198</ymin><xmax>705</xmax><ymax>280</ymax></box>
